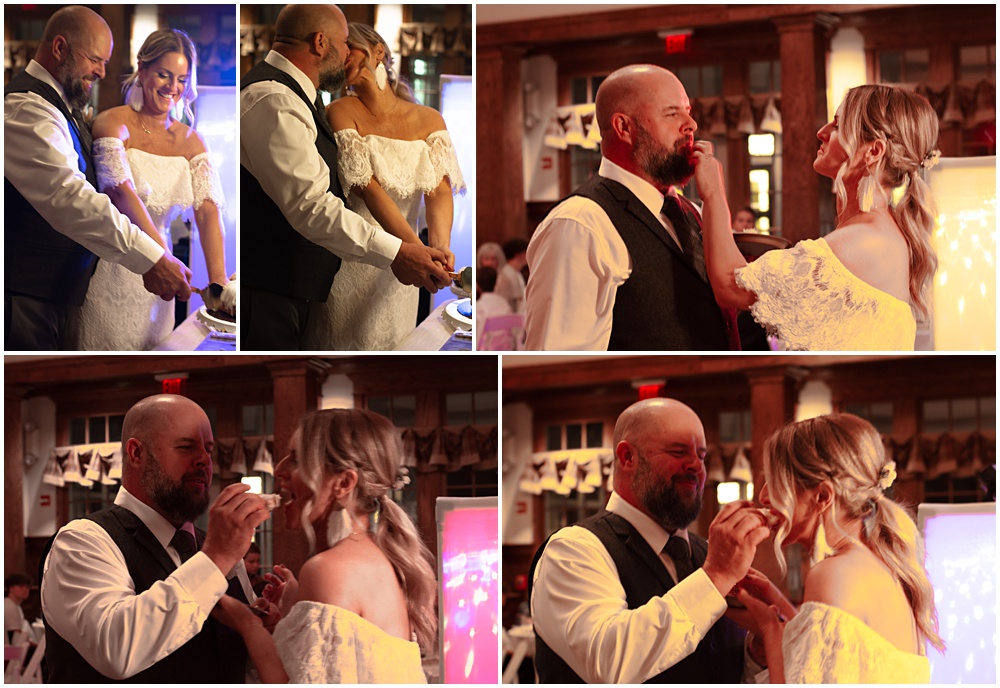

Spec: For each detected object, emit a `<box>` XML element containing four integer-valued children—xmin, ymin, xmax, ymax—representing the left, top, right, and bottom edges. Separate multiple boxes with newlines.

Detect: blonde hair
<box><xmin>476</xmin><ymin>242</ymin><xmax>507</xmax><ymax>269</ymax></box>
<box><xmin>295</xmin><ymin>408</ymin><xmax>437</xmax><ymax>653</ymax></box>
<box><xmin>123</xmin><ymin>29</ymin><xmax>198</xmax><ymax>123</ymax></box>
<box><xmin>763</xmin><ymin>413</ymin><xmax>944</xmax><ymax>651</ymax></box>
<box><xmin>832</xmin><ymin>85</ymin><xmax>940</xmax><ymax>321</ymax></box>
<box><xmin>346</xmin><ymin>23</ymin><xmax>417</xmax><ymax>103</ymax></box>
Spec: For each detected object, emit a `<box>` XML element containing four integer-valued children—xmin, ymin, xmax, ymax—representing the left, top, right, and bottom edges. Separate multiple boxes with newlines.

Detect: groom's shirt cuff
<box><xmin>4</xmin><ymin>90</ymin><xmax>165</xmax><ymax>275</ymax></box>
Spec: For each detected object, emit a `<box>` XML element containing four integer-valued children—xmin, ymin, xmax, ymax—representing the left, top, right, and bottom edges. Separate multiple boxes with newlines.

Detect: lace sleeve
<box><xmin>92</xmin><ymin>137</ymin><xmax>134</xmax><ymax>193</ymax></box>
<box><xmin>334</xmin><ymin>129</ymin><xmax>374</xmax><ymax>192</ymax></box>
<box><xmin>426</xmin><ymin>130</ymin><xmax>466</xmax><ymax>195</ymax></box>
<box><xmin>188</xmin><ymin>152</ymin><xmax>225</xmax><ymax>214</ymax></box>
<box><xmin>735</xmin><ymin>240</ymin><xmax>844</xmax><ymax>351</ymax></box>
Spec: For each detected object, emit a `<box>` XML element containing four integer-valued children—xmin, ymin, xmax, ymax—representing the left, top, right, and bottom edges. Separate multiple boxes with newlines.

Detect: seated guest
<box><xmin>497</xmin><ymin>238</ymin><xmax>529</xmax><ymax>312</ymax></box>
<box><xmin>476</xmin><ymin>266</ymin><xmax>514</xmax><ymax>349</ymax></box>
<box><xmin>4</xmin><ymin>573</ymin><xmax>33</xmax><ymax>644</ymax></box>
<box><xmin>243</xmin><ymin>543</ymin><xmax>267</xmax><ymax>597</ymax></box>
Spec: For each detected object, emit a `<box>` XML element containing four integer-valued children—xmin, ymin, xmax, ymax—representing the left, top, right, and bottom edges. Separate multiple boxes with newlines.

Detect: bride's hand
<box><xmin>691</xmin><ymin>140</ymin><xmax>727</xmax><ymax>204</ymax></box>
<box><xmin>263</xmin><ymin>564</ymin><xmax>299</xmax><ymax>616</ymax></box>
<box><xmin>250</xmin><ymin>597</ymin><xmax>282</xmax><ymax>633</ymax></box>
<box><xmin>433</xmin><ymin>246</ymin><xmax>456</xmax><ymax>273</ymax></box>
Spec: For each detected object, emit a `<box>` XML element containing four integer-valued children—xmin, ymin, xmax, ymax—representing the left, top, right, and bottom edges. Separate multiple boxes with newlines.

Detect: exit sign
<box><xmin>664</xmin><ymin>33</ymin><xmax>691</xmax><ymax>54</ymax></box>
<box><xmin>161</xmin><ymin>377</ymin><xmax>187</xmax><ymax>395</ymax></box>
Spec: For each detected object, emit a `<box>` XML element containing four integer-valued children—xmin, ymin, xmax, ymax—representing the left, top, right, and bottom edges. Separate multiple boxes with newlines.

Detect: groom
<box><xmin>4</xmin><ymin>6</ymin><xmax>192</xmax><ymax>351</ymax></box>
<box><xmin>529</xmin><ymin>398</ymin><xmax>770</xmax><ymax>682</ymax></box>
<box><xmin>240</xmin><ymin>4</ymin><xmax>450</xmax><ymax>350</ymax></box>
<box><xmin>524</xmin><ymin>64</ymin><xmax>740</xmax><ymax>350</ymax></box>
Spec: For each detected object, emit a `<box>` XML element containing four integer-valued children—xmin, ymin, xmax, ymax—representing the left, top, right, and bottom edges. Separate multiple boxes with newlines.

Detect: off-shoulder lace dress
<box><xmin>273</xmin><ymin>601</ymin><xmax>426</xmax><ymax>684</ymax></box>
<box><xmin>302</xmin><ymin>129</ymin><xmax>466</xmax><ymax>351</ymax></box>
<box><xmin>771</xmin><ymin>602</ymin><xmax>930</xmax><ymax>684</ymax></box>
<box><xmin>79</xmin><ymin>137</ymin><xmax>224</xmax><ymax>350</ymax></box>
<box><xmin>734</xmin><ymin>238</ymin><xmax>916</xmax><ymax>351</ymax></box>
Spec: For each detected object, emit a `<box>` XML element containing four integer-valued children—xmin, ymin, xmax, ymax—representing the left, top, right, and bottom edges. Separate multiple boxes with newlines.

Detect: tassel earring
<box><xmin>326</xmin><ymin>507</ymin><xmax>354</xmax><ymax>548</ymax></box>
<box><xmin>374</xmin><ymin>62</ymin><xmax>388</xmax><ymax>91</ymax></box>
<box><xmin>811</xmin><ymin>513</ymin><xmax>836</xmax><ymax>566</ymax></box>
<box><xmin>128</xmin><ymin>82</ymin><xmax>145</xmax><ymax>112</ymax></box>
<box><xmin>857</xmin><ymin>172</ymin><xmax>879</xmax><ymax>213</ymax></box>
<box><xmin>370</xmin><ymin>499</ymin><xmax>381</xmax><ymax>535</ymax></box>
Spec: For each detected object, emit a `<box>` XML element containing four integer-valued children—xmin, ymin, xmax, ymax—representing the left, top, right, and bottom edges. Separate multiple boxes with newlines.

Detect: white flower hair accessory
<box><xmin>920</xmin><ymin>149</ymin><xmax>941</xmax><ymax>171</ymax></box>
<box><xmin>392</xmin><ymin>467</ymin><xmax>411</xmax><ymax>490</ymax></box>
<box><xmin>878</xmin><ymin>461</ymin><xmax>897</xmax><ymax>491</ymax></box>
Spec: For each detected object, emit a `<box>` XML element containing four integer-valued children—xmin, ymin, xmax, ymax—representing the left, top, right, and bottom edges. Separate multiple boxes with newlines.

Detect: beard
<box><xmin>140</xmin><ymin>448</ymin><xmax>210</xmax><ymax>524</ymax></box>
<box><xmin>634</xmin><ymin>124</ymin><xmax>697</xmax><ymax>188</ymax></box>
<box><xmin>54</xmin><ymin>46</ymin><xmax>93</xmax><ymax>110</ymax></box>
<box><xmin>633</xmin><ymin>449</ymin><xmax>703</xmax><ymax>530</ymax></box>
<box><xmin>317</xmin><ymin>53</ymin><xmax>346</xmax><ymax>94</ymax></box>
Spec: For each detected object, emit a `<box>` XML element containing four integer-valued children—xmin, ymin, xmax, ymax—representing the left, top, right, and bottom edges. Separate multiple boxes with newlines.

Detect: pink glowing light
<box><xmin>438</xmin><ymin>499</ymin><xmax>499</xmax><ymax>683</ymax></box>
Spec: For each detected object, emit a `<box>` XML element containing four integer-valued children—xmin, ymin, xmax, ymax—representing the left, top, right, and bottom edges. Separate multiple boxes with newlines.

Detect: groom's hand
<box><xmin>390</xmin><ymin>243</ymin><xmax>451</xmax><ymax>292</ymax></box>
<box><xmin>143</xmin><ymin>253</ymin><xmax>193</xmax><ymax>301</ymax></box>
<box><xmin>702</xmin><ymin>500</ymin><xmax>771</xmax><ymax>597</ymax></box>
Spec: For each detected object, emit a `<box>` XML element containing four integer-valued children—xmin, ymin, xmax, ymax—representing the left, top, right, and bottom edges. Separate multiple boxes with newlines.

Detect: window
<box><xmin>746</xmin><ymin>133</ymin><xmax>782</xmax><ymax>232</ymax></box>
<box><xmin>959</xmin><ymin>44</ymin><xmax>996</xmax><ymax>83</ymax></box>
<box><xmin>241</xmin><ymin>404</ymin><xmax>274</xmax><ymax>437</ymax></box>
<box><xmin>748</xmin><ymin>60</ymin><xmax>780</xmax><ymax>95</ymax></box>
<box><xmin>719</xmin><ymin>410</ymin><xmax>752</xmax><ymax>443</ymax></box>
<box><xmin>877</xmin><ymin>49</ymin><xmax>929</xmax><ymax>84</ymax></box>
<box><xmin>366</xmin><ymin>396</ymin><xmax>417</xmax><ymax>427</ymax></box>
<box><xmin>445</xmin><ymin>390</ymin><xmax>498</xmax><ymax>427</ymax></box>
<box><xmin>544</xmin><ymin>487</ymin><xmax>607</xmax><ymax>534</ymax></box>
<box><xmin>543</xmin><ymin>421</ymin><xmax>606</xmax><ymax>451</ymax></box>
<box><xmin>676</xmin><ymin>65</ymin><xmax>723</xmax><ymax>99</ymax></box>
<box><xmin>68</xmin><ymin>413</ymin><xmax>126</xmax><ymax>445</ymax></box>
<box><xmin>844</xmin><ymin>402</ymin><xmax>894</xmax><ymax>435</ymax></box>
<box><xmin>446</xmin><ymin>466</ymin><xmax>498</xmax><ymax>498</ymax></box>
<box><xmin>922</xmin><ymin>397</ymin><xmax>994</xmax><ymax>433</ymax></box>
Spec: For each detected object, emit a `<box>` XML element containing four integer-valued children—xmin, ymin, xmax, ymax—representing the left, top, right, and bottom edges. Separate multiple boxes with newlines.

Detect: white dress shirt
<box><xmin>40</xmin><ymin>486</ymin><xmax>228</xmax><ymax>680</ymax></box>
<box><xmin>524</xmin><ymin>158</ymin><xmax>693</xmax><ymax>350</ymax></box>
<box><xmin>4</xmin><ymin>60</ymin><xmax>164</xmax><ymax>275</ymax></box>
<box><xmin>530</xmin><ymin>492</ymin><xmax>728</xmax><ymax>684</ymax></box>
<box><xmin>240</xmin><ymin>51</ymin><xmax>400</xmax><ymax>266</ymax></box>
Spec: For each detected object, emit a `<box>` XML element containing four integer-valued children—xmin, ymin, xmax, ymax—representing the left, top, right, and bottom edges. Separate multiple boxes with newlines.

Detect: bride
<box><xmin>81</xmin><ymin>28</ymin><xmax>227</xmax><ymax>350</ymax></box>
<box><xmin>214</xmin><ymin>409</ymin><xmax>437</xmax><ymax>683</ymax></box>
<box><xmin>697</xmin><ymin>85</ymin><xmax>940</xmax><ymax>351</ymax></box>
<box><xmin>303</xmin><ymin>23</ymin><xmax>465</xmax><ymax>351</ymax></box>
<box><xmin>734</xmin><ymin>414</ymin><xmax>944</xmax><ymax>682</ymax></box>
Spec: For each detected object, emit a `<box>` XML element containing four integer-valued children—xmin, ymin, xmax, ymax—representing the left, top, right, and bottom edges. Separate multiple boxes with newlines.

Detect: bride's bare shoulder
<box><xmin>326</xmin><ymin>94</ymin><xmax>363</xmax><ymax>132</ymax></box>
<box><xmin>91</xmin><ymin>106</ymin><xmax>132</xmax><ymax>140</ymax></box>
<box><xmin>415</xmin><ymin>104</ymin><xmax>446</xmax><ymax>138</ymax></box>
<box><xmin>173</xmin><ymin>122</ymin><xmax>209</xmax><ymax>159</ymax></box>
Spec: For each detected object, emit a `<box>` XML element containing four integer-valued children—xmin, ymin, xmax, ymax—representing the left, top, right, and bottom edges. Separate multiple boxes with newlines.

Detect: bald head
<box><xmin>275</xmin><ymin>4</ymin><xmax>345</xmax><ymax>43</ymax></box>
<box><xmin>121</xmin><ymin>395</ymin><xmax>209</xmax><ymax>471</ymax></box>
<box><xmin>596</xmin><ymin>65</ymin><xmax>683</xmax><ymax>134</ymax></box>
<box><xmin>40</xmin><ymin>6</ymin><xmax>109</xmax><ymax>47</ymax></box>
<box><xmin>614</xmin><ymin>397</ymin><xmax>700</xmax><ymax>449</ymax></box>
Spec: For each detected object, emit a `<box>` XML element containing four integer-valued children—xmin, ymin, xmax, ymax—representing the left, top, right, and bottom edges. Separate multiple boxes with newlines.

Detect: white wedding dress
<box><xmin>775</xmin><ymin>602</ymin><xmax>930</xmax><ymax>683</ymax></box>
<box><xmin>80</xmin><ymin>138</ymin><xmax>224</xmax><ymax>350</ymax></box>
<box><xmin>734</xmin><ymin>238</ymin><xmax>917</xmax><ymax>351</ymax></box>
<box><xmin>273</xmin><ymin>601</ymin><xmax>426</xmax><ymax>684</ymax></box>
<box><xmin>302</xmin><ymin>128</ymin><xmax>465</xmax><ymax>351</ymax></box>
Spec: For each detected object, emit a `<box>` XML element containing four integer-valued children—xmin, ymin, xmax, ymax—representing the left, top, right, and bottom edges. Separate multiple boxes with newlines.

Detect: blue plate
<box><xmin>457</xmin><ymin>300</ymin><xmax>473</xmax><ymax>318</ymax></box>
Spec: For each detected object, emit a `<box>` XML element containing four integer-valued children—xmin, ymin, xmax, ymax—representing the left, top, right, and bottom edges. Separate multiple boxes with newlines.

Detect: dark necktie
<box><xmin>170</xmin><ymin>528</ymin><xmax>198</xmax><ymax>563</ymax></box>
<box><xmin>662</xmin><ymin>195</ymin><xmax>709</xmax><ymax>283</ymax></box>
<box><xmin>664</xmin><ymin>534</ymin><xmax>695</xmax><ymax>583</ymax></box>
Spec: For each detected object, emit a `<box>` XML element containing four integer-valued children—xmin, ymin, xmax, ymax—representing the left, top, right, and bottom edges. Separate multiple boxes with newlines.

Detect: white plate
<box><xmin>444</xmin><ymin>298</ymin><xmax>473</xmax><ymax>331</ymax></box>
<box><xmin>197</xmin><ymin>306</ymin><xmax>237</xmax><ymax>333</ymax></box>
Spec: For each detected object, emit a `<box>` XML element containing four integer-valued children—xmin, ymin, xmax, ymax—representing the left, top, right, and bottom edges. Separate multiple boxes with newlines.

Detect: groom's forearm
<box><xmin>4</xmin><ymin>95</ymin><xmax>164</xmax><ymax>275</ymax></box>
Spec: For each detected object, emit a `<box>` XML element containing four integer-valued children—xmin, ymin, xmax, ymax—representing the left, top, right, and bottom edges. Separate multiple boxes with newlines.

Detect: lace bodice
<box><xmin>272</xmin><ymin>601</ymin><xmax>426</xmax><ymax>684</ymax></box>
<box><xmin>780</xmin><ymin>602</ymin><xmax>930</xmax><ymax>684</ymax></box>
<box><xmin>92</xmin><ymin>137</ymin><xmax>225</xmax><ymax>233</ymax></box>
<box><xmin>334</xmin><ymin>129</ymin><xmax>466</xmax><ymax>226</ymax></box>
<box><xmin>734</xmin><ymin>238</ymin><xmax>916</xmax><ymax>351</ymax></box>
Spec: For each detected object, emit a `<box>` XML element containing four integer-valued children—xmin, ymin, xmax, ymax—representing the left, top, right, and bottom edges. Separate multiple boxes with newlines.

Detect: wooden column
<box><xmin>5</xmin><ymin>386</ymin><xmax>27</xmax><ymax>577</ymax></box>
<box><xmin>266</xmin><ymin>359</ymin><xmax>327</xmax><ymax>576</ymax></box>
<box><xmin>99</xmin><ymin>4</ymin><xmax>129</xmax><ymax>112</ymax></box>
<box><xmin>774</xmin><ymin>14</ymin><xmax>835</xmax><ymax>242</ymax></box>
<box><xmin>414</xmin><ymin>390</ymin><xmax>445</xmax><ymax>560</ymax></box>
<box><xmin>476</xmin><ymin>45</ymin><xmax>526</xmax><ymax>246</ymax></box>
